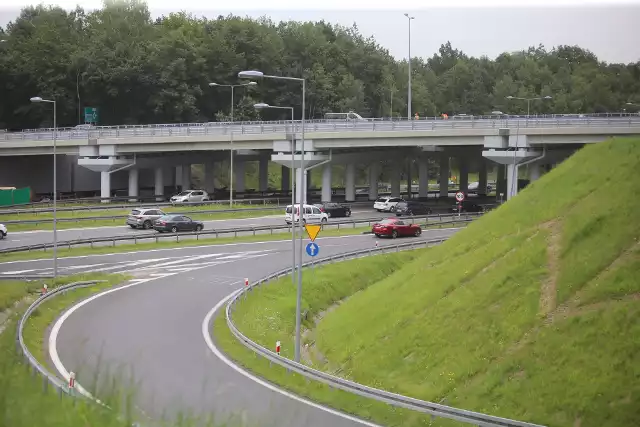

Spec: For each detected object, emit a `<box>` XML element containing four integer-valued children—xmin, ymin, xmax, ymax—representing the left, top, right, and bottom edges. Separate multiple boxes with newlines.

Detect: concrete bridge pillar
<box><xmin>154</xmin><ymin>167</ymin><xmax>164</xmax><ymax>201</ymax></box>
<box><xmin>181</xmin><ymin>165</ymin><xmax>191</xmax><ymax>190</ymax></box>
<box><xmin>369</xmin><ymin>162</ymin><xmax>380</xmax><ymax>201</ymax></box>
<box><xmin>390</xmin><ymin>163</ymin><xmax>401</xmax><ymax>197</ymax></box>
<box><xmin>234</xmin><ymin>160</ymin><xmax>245</xmax><ymax>193</ymax></box>
<box><xmin>204</xmin><ymin>160</ymin><xmax>215</xmax><ymax>194</ymax></box>
<box><xmin>259</xmin><ymin>157</ymin><xmax>269</xmax><ymax>193</ymax></box>
<box><xmin>478</xmin><ymin>160</ymin><xmax>488</xmax><ymax>196</ymax></box>
<box><xmin>496</xmin><ymin>164</ymin><xmax>507</xmax><ymax>201</ymax></box>
<box><xmin>321</xmin><ymin>163</ymin><xmax>332</xmax><ymax>202</ymax></box>
<box><xmin>418</xmin><ymin>158</ymin><xmax>429</xmax><ymax>199</ymax></box>
<box><xmin>439</xmin><ymin>155</ymin><xmax>449</xmax><ymax>199</ymax></box>
<box><xmin>295</xmin><ymin>168</ymin><xmax>307</xmax><ymax>204</ymax></box>
<box><xmin>345</xmin><ymin>163</ymin><xmax>356</xmax><ymax>202</ymax></box>
<box><xmin>281</xmin><ymin>165</ymin><xmax>290</xmax><ymax>193</ymax></box>
<box><xmin>459</xmin><ymin>157</ymin><xmax>469</xmax><ymax>195</ymax></box>
<box><xmin>128</xmin><ymin>168</ymin><xmax>139</xmax><ymax>201</ymax></box>
<box><xmin>528</xmin><ymin>163</ymin><xmax>541</xmax><ymax>182</ymax></box>
<box><xmin>100</xmin><ymin>171</ymin><xmax>110</xmax><ymax>202</ymax></box>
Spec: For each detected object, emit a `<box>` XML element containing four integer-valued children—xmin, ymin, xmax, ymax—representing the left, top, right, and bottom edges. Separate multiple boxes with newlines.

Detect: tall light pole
<box><xmin>30</xmin><ymin>96</ymin><xmax>58</xmax><ymax>279</ymax></box>
<box><xmin>506</xmin><ymin>95</ymin><xmax>552</xmax><ymax>116</ymax></box>
<box><xmin>254</xmin><ymin>102</ymin><xmax>297</xmax><ymax>330</ymax></box>
<box><xmin>209</xmin><ymin>82</ymin><xmax>257</xmax><ymax>207</ymax></box>
<box><xmin>239</xmin><ymin>70</ymin><xmax>306</xmax><ymax>363</ymax></box>
<box><xmin>404</xmin><ymin>13</ymin><xmax>415</xmax><ymax>120</ymax></box>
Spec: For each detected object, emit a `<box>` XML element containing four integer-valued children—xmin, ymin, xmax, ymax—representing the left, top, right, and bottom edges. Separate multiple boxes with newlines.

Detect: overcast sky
<box><xmin>1</xmin><ymin>0</ymin><xmax>639</xmax><ymax>64</ymax></box>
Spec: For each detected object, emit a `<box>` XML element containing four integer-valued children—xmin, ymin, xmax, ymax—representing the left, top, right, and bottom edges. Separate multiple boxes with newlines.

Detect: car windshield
<box><xmin>176</xmin><ymin>191</ymin><xmax>191</xmax><ymax>196</ymax></box>
<box><xmin>130</xmin><ymin>210</ymin><xmax>141</xmax><ymax>215</ymax></box>
<box><xmin>378</xmin><ymin>219</ymin><xmax>396</xmax><ymax>225</ymax></box>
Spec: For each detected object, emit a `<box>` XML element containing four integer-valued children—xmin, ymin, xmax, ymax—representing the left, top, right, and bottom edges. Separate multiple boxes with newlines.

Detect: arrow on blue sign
<box><xmin>306</xmin><ymin>242</ymin><xmax>319</xmax><ymax>257</ymax></box>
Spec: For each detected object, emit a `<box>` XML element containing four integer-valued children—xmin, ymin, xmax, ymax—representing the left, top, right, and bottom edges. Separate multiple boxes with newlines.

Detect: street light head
<box><xmin>506</xmin><ymin>96</ymin><xmax>514</xmax><ymax>100</ymax></box>
<box><xmin>626</xmin><ymin>102</ymin><xmax>635</xmax><ymax>105</ymax></box>
<box><xmin>238</xmin><ymin>70</ymin><xmax>264</xmax><ymax>79</ymax></box>
<box><xmin>253</xmin><ymin>103</ymin><xmax>270</xmax><ymax>109</ymax></box>
<box><xmin>208</xmin><ymin>82</ymin><xmax>218</xmax><ymax>87</ymax></box>
<box><xmin>543</xmin><ymin>95</ymin><xmax>552</xmax><ymax>100</ymax></box>
<box><xmin>245</xmin><ymin>81</ymin><xmax>258</xmax><ymax>86</ymax></box>
<box><xmin>30</xmin><ymin>96</ymin><xmax>43</xmax><ymax>103</ymax></box>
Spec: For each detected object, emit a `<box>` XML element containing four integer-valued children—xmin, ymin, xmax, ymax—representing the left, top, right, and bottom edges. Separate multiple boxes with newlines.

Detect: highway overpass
<box><xmin>1</xmin><ymin>115</ymin><xmax>639</xmax><ymax>202</ymax></box>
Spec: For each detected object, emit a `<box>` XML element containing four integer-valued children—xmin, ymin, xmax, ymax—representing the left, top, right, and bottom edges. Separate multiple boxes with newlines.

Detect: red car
<box><xmin>372</xmin><ymin>218</ymin><xmax>422</xmax><ymax>238</ymax></box>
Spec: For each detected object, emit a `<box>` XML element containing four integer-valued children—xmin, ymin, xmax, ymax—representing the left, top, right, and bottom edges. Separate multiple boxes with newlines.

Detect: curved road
<box><xmin>2</xmin><ymin>229</ymin><xmax>460</xmax><ymax>426</ymax></box>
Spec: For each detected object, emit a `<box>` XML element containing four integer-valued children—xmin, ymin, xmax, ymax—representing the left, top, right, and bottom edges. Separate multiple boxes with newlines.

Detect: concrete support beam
<box><xmin>459</xmin><ymin>157</ymin><xmax>469</xmax><ymax>194</ymax></box>
<box><xmin>369</xmin><ymin>162</ymin><xmax>380</xmax><ymax>201</ymax></box>
<box><xmin>259</xmin><ymin>157</ymin><xmax>269</xmax><ymax>192</ymax></box>
<box><xmin>528</xmin><ymin>163</ymin><xmax>541</xmax><ymax>182</ymax></box>
<box><xmin>204</xmin><ymin>160</ymin><xmax>215</xmax><ymax>193</ymax></box>
<box><xmin>496</xmin><ymin>164</ymin><xmax>507</xmax><ymax>202</ymax></box>
<box><xmin>321</xmin><ymin>163</ymin><xmax>332</xmax><ymax>202</ymax></box>
<box><xmin>478</xmin><ymin>159</ymin><xmax>488</xmax><ymax>196</ymax></box>
<box><xmin>439</xmin><ymin>154</ymin><xmax>449</xmax><ymax>198</ymax></box>
<box><xmin>295</xmin><ymin>168</ymin><xmax>307</xmax><ymax>204</ymax></box>
<box><xmin>154</xmin><ymin>167</ymin><xmax>164</xmax><ymax>201</ymax></box>
<box><xmin>507</xmin><ymin>164</ymin><xmax>519</xmax><ymax>200</ymax></box>
<box><xmin>281</xmin><ymin>165</ymin><xmax>290</xmax><ymax>192</ymax></box>
<box><xmin>345</xmin><ymin>163</ymin><xmax>356</xmax><ymax>202</ymax></box>
<box><xmin>128</xmin><ymin>168</ymin><xmax>139</xmax><ymax>201</ymax></box>
<box><xmin>234</xmin><ymin>160</ymin><xmax>245</xmax><ymax>193</ymax></box>
<box><xmin>181</xmin><ymin>165</ymin><xmax>191</xmax><ymax>190</ymax></box>
<box><xmin>418</xmin><ymin>158</ymin><xmax>429</xmax><ymax>199</ymax></box>
<box><xmin>100</xmin><ymin>171</ymin><xmax>110</xmax><ymax>202</ymax></box>
<box><xmin>390</xmin><ymin>163</ymin><xmax>401</xmax><ymax>197</ymax></box>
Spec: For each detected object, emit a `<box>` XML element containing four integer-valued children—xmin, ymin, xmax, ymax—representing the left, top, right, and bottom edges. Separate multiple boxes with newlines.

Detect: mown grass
<box><xmin>216</xmin><ymin>137</ymin><xmax>640</xmax><ymax>427</ymax></box>
<box><xmin>4</xmin><ymin>204</ymin><xmax>281</xmax><ymax>232</ymax></box>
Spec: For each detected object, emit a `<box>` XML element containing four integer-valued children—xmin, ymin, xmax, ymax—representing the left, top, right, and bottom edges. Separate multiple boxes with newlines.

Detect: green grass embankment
<box><xmin>217</xmin><ymin>137</ymin><xmax>640</xmax><ymax>427</ymax></box>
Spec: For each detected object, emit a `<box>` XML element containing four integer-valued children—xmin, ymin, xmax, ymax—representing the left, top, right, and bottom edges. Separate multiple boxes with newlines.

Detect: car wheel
<box><xmin>391</xmin><ymin>230</ymin><xmax>398</xmax><ymax>239</ymax></box>
<box><xmin>346</xmin><ymin>210</ymin><xmax>351</xmax><ymax>217</ymax></box>
<box><xmin>195</xmin><ymin>225</ymin><xmax>203</xmax><ymax>232</ymax></box>
<box><xmin>321</xmin><ymin>217</ymin><xmax>328</xmax><ymax>224</ymax></box>
<box><xmin>414</xmin><ymin>228</ymin><xmax>422</xmax><ymax>237</ymax></box>
<box><xmin>171</xmin><ymin>226</ymin><xmax>178</xmax><ymax>233</ymax></box>
<box><xmin>0</xmin><ymin>232</ymin><xmax>4</xmax><ymax>240</ymax></box>
<box><xmin>408</xmin><ymin>210</ymin><xmax>414</xmax><ymax>216</ymax></box>
<box><xmin>143</xmin><ymin>221</ymin><xmax>152</xmax><ymax>230</ymax></box>
<box><xmin>129</xmin><ymin>225</ymin><xmax>136</xmax><ymax>229</ymax></box>
<box><xmin>376</xmin><ymin>209</ymin><xmax>382</xmax><ymax>212</ymax></box>
<box><xmin>374</xmin><ymin>233</ymin><xmax>380</xmax><ymax>237</ymax></box>
<box><xmin>326</xmin><ymin>212</ymin><xmax>331</xmax><ymax>218</ymax></box>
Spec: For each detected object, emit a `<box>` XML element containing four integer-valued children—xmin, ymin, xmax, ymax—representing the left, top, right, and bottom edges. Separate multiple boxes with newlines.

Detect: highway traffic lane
<box><xmin>0</xmin><ymin>209</ymin><xmax>383</xmax><ymax>250</ymax></box>
<box><xmin>51</xmin><ymin>230</ymin><xmax>459</xmax><ymax>426</ymax></box>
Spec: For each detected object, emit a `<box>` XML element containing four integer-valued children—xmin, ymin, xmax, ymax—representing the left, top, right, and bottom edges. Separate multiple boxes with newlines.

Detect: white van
<box><xmin>285</xmin><ymin>204</ymin><xmax>329</xmax><ymax>224</ymax></box>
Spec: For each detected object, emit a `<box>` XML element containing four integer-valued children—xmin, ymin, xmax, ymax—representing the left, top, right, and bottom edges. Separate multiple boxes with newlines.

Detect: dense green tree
<box><xmin>1</xmin><ymin>0</ymin><xmax>639</xmax><ymax>131</ymax></box>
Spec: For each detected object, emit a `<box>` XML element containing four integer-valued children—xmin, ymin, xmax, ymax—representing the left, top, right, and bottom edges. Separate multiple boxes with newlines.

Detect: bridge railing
<box><xmin>3</xmin><ymin>114</ymin><xmax>640</xmax><ymax>142</ymax></box>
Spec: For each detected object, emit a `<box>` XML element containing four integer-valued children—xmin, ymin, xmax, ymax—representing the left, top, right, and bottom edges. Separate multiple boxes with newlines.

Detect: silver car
<box><xmin>126</xmin><ymin>208</ymin><xmax>167</xmax><ymax>230</ymax></box>
<box><xmin>170</xmin><ymin>189</ymin><xmax>210</xmax><ymax>204</ymax></box>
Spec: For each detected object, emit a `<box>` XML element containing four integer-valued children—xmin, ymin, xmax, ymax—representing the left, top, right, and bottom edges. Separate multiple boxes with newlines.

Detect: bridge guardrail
<box><xmin>223</xmin><ymin>238</ymin><xmax>546</xmax><ymax>427</ymax></box>
<box><xmin>4</xmin><ymin>116</ymin><xmax>640</xmax><ymax>141</ymax></box>
<box><xmin>0</xmin><ymin>213</ymin><xmax>484</xmax><ymax>255</ymax></box>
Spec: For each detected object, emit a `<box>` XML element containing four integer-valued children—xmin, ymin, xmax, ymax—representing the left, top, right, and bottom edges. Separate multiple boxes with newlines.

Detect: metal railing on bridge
<box><xmin>4</xmin><ymin>113</ymin><xmax>640</xmax><ymax>142</ymax></box>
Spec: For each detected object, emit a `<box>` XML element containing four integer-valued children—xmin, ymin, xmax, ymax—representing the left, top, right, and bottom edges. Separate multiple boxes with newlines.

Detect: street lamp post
<box><xmin>209</xmin><ymin>82</ymin><xmax>257</xmax><ymax>207</ymax></box>
<box><xmin>30</xmin><ymin>96</ymin><xmax>58</xmax><ymax>279</ymax></box>
<box><xmin>404</xmin><ymin>13</ymin><xmax>415</xmax><ymax>120</ymax></box>
<box><xmin>239</xmin><ymin>70</ymin><xmax>306</xmax><ymax>363</ymax></box>
<box><xmin>254</xmin><ymin>102</ymin><xmax>297</xmax><ymax>331</ymax></box>
<box><xmin>506</xmin><ymin>95</ymin><xmax>552</xmax><ymax>116</ymax></box>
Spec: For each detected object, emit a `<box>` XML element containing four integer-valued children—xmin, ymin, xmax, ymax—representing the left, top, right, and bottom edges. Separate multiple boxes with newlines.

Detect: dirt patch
<box><xmin>540</xmin><ymin>220</ymin><xmax>563</xmax><ymax>316</ymax></box>
<box><xmin>300</xmin><ymin>299</ymin><xmax>347</xmax><ymax>367</ymax></box>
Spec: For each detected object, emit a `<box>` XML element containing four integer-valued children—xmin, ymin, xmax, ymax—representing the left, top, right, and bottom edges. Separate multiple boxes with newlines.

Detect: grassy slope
<box><xmin>226</xmin><ymin>137</ymin><xmax>640</xmax><ymax>427</ymax></box>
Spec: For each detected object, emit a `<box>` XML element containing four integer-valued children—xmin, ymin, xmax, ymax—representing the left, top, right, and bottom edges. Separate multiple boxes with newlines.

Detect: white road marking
<box><xmin>202</xmin><ymin>290</ymin><xmax>382</xmax><ymax>427</ymax></box>
<box><xmin>0</xmin><ymin>229</ymin><xmax>460</xmax><ymax>267</ymax></box>
<box><xmin>1</xmin><ymin>268</ymin><xmax>36</xmax><ymax>274</ymax></box>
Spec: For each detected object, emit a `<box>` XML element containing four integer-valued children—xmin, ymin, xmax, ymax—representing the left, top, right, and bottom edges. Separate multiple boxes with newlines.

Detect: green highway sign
<box><xmin>84</xmin><ymin>107</ymin><xmax>99</xmax><ymax>124</ymax></box>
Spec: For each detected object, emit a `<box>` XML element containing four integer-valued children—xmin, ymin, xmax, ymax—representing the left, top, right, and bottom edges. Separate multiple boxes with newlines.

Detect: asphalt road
<box><xmin>4</xmin><ymin>228</ymin><xmax>460</xmax><ymax>426</ymax></box>
<box><xmin>0</xmin><ymin>203</ymin><xmax>464</xmax><ymax>250</ymax></box>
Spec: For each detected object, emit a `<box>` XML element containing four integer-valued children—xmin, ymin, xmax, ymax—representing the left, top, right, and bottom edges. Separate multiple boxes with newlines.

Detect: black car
<box><xmin>314</xmin><ymin>202</ymin><xmax>351</xmax><ymax>218</ymax></box>
<box><xmin>395</xmin><ymin>201</ymin><xmax>433</xmax><ymax>216</ymax></box>
<box><xmin>154</xmin><ymin>215</ymin><xmax>204</xmax><ymax>233</ymax></box>
<box><xmin>451</xmin><ymin>201</ymin><xmax>484</xmax><ymax>213</ymax></box>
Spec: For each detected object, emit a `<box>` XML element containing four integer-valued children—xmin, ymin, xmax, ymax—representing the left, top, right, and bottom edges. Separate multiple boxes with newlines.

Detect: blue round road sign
<box><xmin>306</xmin><ymin>242</ymin><xmax>319</xmax><ymax>257</ymax></box>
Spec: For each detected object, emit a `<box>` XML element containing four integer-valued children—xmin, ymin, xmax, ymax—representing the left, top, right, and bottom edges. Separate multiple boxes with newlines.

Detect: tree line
<box><xmin>1</xmin><ymin>0</ymin><xmax>639</xmax><ymax>130</ymax></box>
